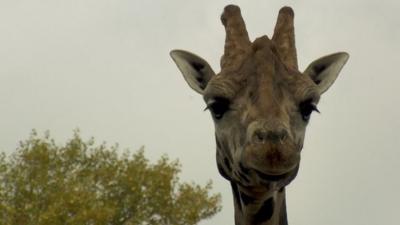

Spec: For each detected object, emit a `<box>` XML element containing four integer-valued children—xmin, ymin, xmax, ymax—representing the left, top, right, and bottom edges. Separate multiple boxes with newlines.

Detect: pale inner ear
<box><xmin>170</xmin><ymin>50</ymin><xmax>216</xmax><ymax>95</ymax></box>
<box><xmin>303</xmin><ymin>52</ymin><xmax>349</xmax><ymax>94</ymax></box>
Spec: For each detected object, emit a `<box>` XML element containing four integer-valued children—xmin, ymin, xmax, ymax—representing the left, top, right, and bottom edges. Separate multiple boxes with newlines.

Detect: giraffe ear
<box><xmin>170</xmin><ymin>50</ymin><xmax>216</xmax><ymax>95</ymax></box>
<box><xmin>303</xmin><ymin>52</ymin><xmax>349</xmax><ymax>94</ymax></box>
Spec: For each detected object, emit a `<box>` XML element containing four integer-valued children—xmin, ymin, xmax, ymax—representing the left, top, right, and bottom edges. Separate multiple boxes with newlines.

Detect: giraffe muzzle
<box><xmin>242</xmin><ymin>138</ymin><xmax>300</xmax><ymax>177</ymax></box>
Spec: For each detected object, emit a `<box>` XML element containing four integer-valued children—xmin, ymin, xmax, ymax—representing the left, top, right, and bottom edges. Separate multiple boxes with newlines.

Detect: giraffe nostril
<box><xmin>275</xmin><ymin>130</ymin><xmax>288</xmax><ymax>142</ymax></box>
<box><xmin>253</xmin><ymin>129</ymin><xmax>288</xmax><ymax>143</ymax></box>
<box><xmin>255</xmin><ymin>131</ymin><xmax>266</xmax><ymax>143</ymax></box>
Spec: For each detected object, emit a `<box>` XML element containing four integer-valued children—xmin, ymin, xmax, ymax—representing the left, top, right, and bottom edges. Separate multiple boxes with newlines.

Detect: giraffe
<box><xmin>170</xmin><ymin>5</ymin><xmax>348</xmax><ymax>225</ymax></box>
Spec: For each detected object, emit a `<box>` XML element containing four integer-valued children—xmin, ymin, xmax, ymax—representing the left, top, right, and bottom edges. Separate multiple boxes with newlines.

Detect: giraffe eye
<box><xmin>299</xmin><ymin>99</ymin><xmax>319</xmax><ymax>121</ymax></box>
<box><xmin>205</xmin><ymin>97</ymin><xmax>230</xmax><ymax>120</ymax></box>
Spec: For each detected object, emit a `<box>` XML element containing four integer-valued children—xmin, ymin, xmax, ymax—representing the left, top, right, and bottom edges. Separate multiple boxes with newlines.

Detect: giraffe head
<box><xmin>170</xmin><ymin>5</ymin><xmax>348</xmax><ymax>191</ymax></box>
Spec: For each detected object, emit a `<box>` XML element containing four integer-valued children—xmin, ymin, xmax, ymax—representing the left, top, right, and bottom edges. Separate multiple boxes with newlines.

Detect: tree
<box><xmin>0</xmin><ymin>130</ymin><xmax>221</xmax><ymax>225</ymax></box>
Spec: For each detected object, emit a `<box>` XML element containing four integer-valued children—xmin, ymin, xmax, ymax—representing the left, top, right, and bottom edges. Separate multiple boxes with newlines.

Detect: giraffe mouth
<box><xmin>254</xmin><ymin>169</ymin><xmax>293</xmax><ymax>181</ymax></box>
<box><xmin>243</xmin><ymin>141</ymin><xmax>300</xmax><ymax>178</ymax></box>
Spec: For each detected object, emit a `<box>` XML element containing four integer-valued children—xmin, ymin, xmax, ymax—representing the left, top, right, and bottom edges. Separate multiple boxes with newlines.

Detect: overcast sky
<box><xmin>1</xmin><ymin>0</ymin><xmax>399</xmax><ymax>225</ymax></box>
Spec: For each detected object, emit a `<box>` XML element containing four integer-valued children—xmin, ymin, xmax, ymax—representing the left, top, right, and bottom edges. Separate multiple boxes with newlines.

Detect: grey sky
<box><xmin>0</xmin><ymin>0</ymin><xmax>399</xmax><ymax>225</ymax></box>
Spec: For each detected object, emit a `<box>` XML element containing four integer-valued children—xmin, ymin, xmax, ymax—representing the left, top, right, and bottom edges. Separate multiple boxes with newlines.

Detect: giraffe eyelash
<box><xmin>299</xmin><ymin>99</ymin><xmax>320</xmax><ymax>121</ymax></box>
<box><xmin>204</xmin><ymin>97</ymin><xmax>231</xmax><ymax>120</ymax></box>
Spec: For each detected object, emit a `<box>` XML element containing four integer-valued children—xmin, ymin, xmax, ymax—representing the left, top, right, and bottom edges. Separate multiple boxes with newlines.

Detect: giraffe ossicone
<box><xmin>170</xmin><ymin>5</ymin><xmax>349</xmax><ymax>225</ymax></box>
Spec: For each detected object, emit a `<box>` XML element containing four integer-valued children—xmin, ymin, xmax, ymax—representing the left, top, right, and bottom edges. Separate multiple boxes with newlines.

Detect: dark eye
<box><xmin>299</xmin><ymin>99</ymin><xmax>319</xmax><ymax>121</ymax></box>
<box><xmin>205</xmin><ymin>97</ymin><xmax>230</xmax><ymax>120</ymax></box>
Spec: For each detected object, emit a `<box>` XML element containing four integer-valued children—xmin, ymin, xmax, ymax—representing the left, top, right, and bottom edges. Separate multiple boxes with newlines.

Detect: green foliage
<box><xmin>0</xmin><ymin>130</ymin><xmax>221</xmax><ymax>225</ymax></box>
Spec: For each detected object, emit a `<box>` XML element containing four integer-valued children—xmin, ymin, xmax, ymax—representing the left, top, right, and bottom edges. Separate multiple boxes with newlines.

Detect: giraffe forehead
<box><xmin>205</xmin><ymin>49</ymin><xmax>315</xmax><ymax>102</ymax></box>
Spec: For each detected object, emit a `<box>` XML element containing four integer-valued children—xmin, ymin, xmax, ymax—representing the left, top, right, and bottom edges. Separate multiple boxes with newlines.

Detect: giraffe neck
<box><xmin>231</xmin><ymin>182</ymin><xmax>288</xmax><ymax>225</ymax></box>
